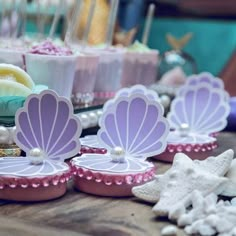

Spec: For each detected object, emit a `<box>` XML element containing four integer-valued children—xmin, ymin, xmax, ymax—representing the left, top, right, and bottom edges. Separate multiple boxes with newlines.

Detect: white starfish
<box><xmin>132</xmin><ymin>150</ymin><xmax>234</xmax><ymax>218</ymax></box>
<box><xmin>221</xmin><ymin>159</ymin><xmax>236</xmax><ymax>197</ymax></box>
<box><xmin>132</xmin><ymin>150</ymin><xmax>233</xmax><ymax>203</ymax></box>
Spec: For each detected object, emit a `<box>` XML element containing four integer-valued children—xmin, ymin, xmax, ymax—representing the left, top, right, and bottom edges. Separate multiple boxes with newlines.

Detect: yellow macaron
<box><xmin>0</xmin><ymin>63</ymin><xmax>34</xmax><ymax>90</ymax></box>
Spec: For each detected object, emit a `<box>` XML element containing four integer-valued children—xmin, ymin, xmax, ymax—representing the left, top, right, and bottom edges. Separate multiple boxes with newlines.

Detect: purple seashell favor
<box><xmin>168</xmin><ymin>83</ymin><xmax>230</xmax><ymax>135</ymax></box>
<box><xmin>98</xmin><ymin>94</ymin><xmax>169</xmax><ymax>159</ymax></box>
<box><xmin>14</xmin><ymin>90</ymin><xmax>82</xmax><ymax>161</ymax></box>
<box><xmin>0</xmin><ymin>90</ymin><xmax>82</xmax><ymax>201</ymax></box>
<box><xmin>178</xmin><ymin>72</ymin><xmax>229</xmax><ymax>101</ymax></box>
<box><xmin>154</xmin><ymin>72</ymin><xmax>230</xmax><ymax>162</ymax></box>
<box><xmin>71</xmin><ymin>85</ymin><xmax>168</xmax><ymax>196</ymax></box>
<box><xmin>103</xmin><ymin>85</ymin><xmax>161</xmax><ymax>112</ymax></box>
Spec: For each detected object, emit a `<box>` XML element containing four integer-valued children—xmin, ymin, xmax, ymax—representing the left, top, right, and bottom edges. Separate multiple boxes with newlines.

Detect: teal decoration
<box><xmin>137</xmin><ymin>18</ymin><xmax>236</xmax><ymax>75</ymax></box>
<box><xmin>25</xmin><ymin>4</ymin><xmax>63</xmax><ymax>37</ymax></box>
<box><xmin>0</xmin><ymin>96</ymin><xmax>25</xmax><ymax>125</ymax></box>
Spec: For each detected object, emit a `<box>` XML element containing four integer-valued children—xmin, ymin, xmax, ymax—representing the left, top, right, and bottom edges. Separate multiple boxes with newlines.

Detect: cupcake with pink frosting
<box><xmin>25</xmin><ymin>40</ymin><xmax>78</xmax><ymax>99</ymax></box>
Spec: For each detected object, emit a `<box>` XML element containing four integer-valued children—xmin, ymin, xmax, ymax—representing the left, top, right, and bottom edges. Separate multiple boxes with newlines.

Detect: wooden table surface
<box><xmin>0</xmin><ymin>132</ymin><xmax>235</xmax><ymax>236</ymax></box>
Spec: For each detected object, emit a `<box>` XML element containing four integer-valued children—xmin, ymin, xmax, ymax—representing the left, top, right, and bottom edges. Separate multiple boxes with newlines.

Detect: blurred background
<box><xmin>1</xmin><ymin>0</ymin><xmax>236</xmax><ymax>95</ymax></box>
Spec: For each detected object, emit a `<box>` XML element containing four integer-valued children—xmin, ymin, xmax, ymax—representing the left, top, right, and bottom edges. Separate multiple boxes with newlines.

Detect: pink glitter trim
<box><xmin>94</xmin><ymin>91</ymin><xmax>116</xmax><ymax>99</ymax></box>
<box><xmin>210</xmin><ymin>132</ymin><xmax>219</xmax><ymax>138</ymax></box>
<box><xmin>71</xmin><ymin>165</ymin><xmax>156</xmax><ymax>186</ymax></box>
<box><xmin>166</xmin><ymin>141</ymin><xmax>218</xmax><ymax>153</ymax></box>
<box><xmin>80</xmin><ymin>145</ymin><xmax>107</xmax><ymax>155</ymax></box>
<box><xmin>0</xmin><ymin>170</ymin><xmax>72</xmax><ymax>189</ymax></box>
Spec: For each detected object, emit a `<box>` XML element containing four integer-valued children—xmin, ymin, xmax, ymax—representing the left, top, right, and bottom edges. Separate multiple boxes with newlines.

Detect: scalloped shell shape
<box><xmin>80</xmin><ymin>135</ymin><xmax>102</xmax><ymax>149</ymax></box>
<box><xmin>14</xmin><ymin>90</ymin><xmax>82</xmax><ymax>161</ymax></box>
<box><xmin>0</xmin><ymin>157</ymin><xmax>69</xmax><ymax>177</ymax></box>
<box><xmin>98</xmin><ymin>94</ymin><xmax>169</xmax><ymax>159</ymax></box>
<box><xmin>72</xmin><ymin>154</ymin><xmax>154</xmax><ymax>173</ymax></box>
<box><xmin>168</xmin><ymin>84</ymin><xmax>230</xmax><ymax>134</ymax></box>
<box><xmin>103</xmin><ymin>84</ymin><xmax>161</xmax><ymax>113</ymax></box>
<box><xmin>178</xmin><ymin>72</ymin><xmax>229</xmax><ymax>100</ymax></box>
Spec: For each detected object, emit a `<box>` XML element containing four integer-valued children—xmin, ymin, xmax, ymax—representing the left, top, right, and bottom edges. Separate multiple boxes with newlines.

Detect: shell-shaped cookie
<box><xmin>0</xmin><ymin>63</ymin><xmax>34</xmax><ymax>89</ymax></box>
<box><xmin>167</xmin><ymin>84</ymin><xmax>230</xmax><ymax>134</ymax></box>
<box><xmin>14</xmin><ymin>90</ymin><xmax>82</xmax><ymax>161</ymax></box>
<box><xmin>0</xmin><ymin>80</ymin><xmax>32</xmax><ymax>97</ymax></box>
<box><xmin>98</xmin><ymin>94</ymin><xmax>169</xmax><ymax>159</ymax></box>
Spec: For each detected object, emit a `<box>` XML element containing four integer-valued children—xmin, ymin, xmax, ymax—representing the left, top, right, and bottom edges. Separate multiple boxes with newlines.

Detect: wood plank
<box><xmin>0</xmin><ymin>216</ymin><xmax>87</xmax><ymax>236</ymax></box>
<box><xmin>0</xmin><ymin>132</ymin><xmax>235</xmax><ymax>236</ymax></box>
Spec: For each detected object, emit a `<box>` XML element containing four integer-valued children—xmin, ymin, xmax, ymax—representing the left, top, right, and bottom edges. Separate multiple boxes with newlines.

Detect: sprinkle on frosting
<box><xmin>29</xmin><ymin>40</ymin><xmax>73</xmax><ymax>56</ymax></box>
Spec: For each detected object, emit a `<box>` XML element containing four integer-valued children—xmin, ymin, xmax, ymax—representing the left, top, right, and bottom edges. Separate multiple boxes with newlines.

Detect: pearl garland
<box><xmin>0</xmin><ymin>126</ymin><xmax>16</xmax><ymax>144</ymax></box>
<box><xmin>78</xmin><ymin>109</ymin><xmax>102</xmax><ymax>129</ymax></box>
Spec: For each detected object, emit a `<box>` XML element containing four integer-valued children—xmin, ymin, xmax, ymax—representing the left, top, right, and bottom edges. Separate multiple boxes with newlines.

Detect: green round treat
<box><xmin>128</xmin><ymin>40</ymin><xmax>151</xmax><ymax>53</ymax></box>
<box><xmin>0</xmin><ymin>96</ymin><xmax>25</xmax><ymax>125</ymax></box>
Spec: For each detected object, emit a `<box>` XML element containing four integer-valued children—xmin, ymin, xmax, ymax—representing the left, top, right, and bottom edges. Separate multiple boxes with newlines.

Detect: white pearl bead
<box><xmin>110</xmin><ymin>146</ymin><xmax>126</xmax><ymax>163</ymax></box>
<box><xmin>0</xmin><ymin>126</ymin><xmax>10</xmax><ymax>144</ymax></box>
<box><xmin>29</xmin><ymin>148</ymin><xmax>43</xmax><ymax>157</ymax></box>
<box><xmin>96</xmin><ymin>110</ymin><xmax>103</xmax><ymax>118</ymax></box>
<box><xmin>8</xmin><ymin>126</ymin><xmax>16</xmax><ymax>144</ymax></box>
<box><xmin>28</xmin><ymin>148</ymin><xmax>44</xmax><ymax>165</ymax></box>
<box><xmin>88</xmin><ymin>112</ymin><xmax>98</xmax><ymax>127</ymax></box>
<box><xmin>160</xmin><ymin>95</ymin><xmax>171</xmax><ymax>109</ymax></box>
<box><xmin>80</xmin><ymin>114</ymin><xmax>90</xmax><ymax>129</ymax></box>
<box><xmin>179</xmin><ymin>123</ymin><xmax>190</xmax><ymax>137</ymax></box>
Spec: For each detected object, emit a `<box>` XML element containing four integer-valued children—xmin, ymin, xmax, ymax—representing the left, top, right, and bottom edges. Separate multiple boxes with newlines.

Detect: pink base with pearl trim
<box><xmin>153</xmin><ymin>141</ymin><xmax>218</xmax><ymax>162</ymax></box>
<box><xmin>0</xmin><ymin>171</ymin><xmax>71</xmax><ymax>201</ymax></box>
<box><xmin>0</xmin><ymin>183</ymin><xmax>67</xmax><ymax>201</ymax></box>
<box><xmin>72</xmin><ymin>166</ymin><xmax>155</xmax><ymax>197</ymax></box>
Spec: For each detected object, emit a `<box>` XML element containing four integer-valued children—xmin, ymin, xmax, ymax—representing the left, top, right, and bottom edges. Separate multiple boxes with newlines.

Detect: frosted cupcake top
<box><xmin>128</xmin><ymin>40</ymin><xmax>151</xmax><ymax>53</ymax></box>
<box><xmin>29</xmin><ymin>40</ymin><xmax>73</xmax><ymax>56</ymax></box>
